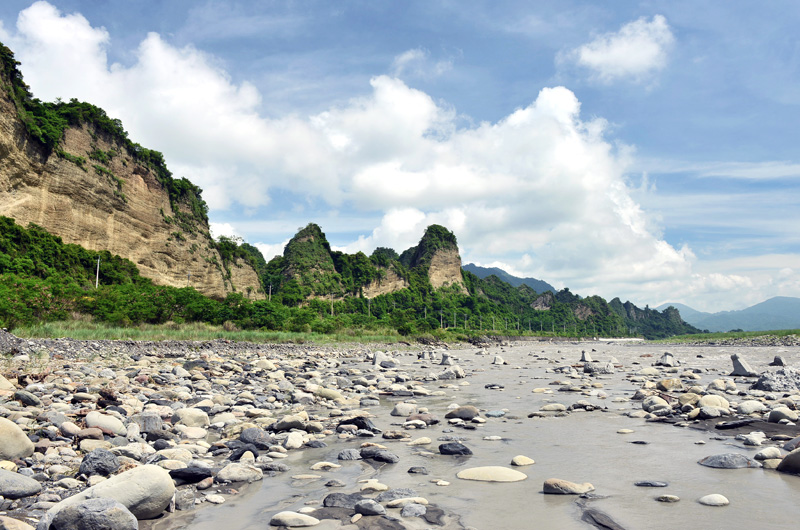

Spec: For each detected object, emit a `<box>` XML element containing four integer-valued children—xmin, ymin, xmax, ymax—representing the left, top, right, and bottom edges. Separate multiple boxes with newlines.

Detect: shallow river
<box><xmin>151</xmin><ymin>341</ymin><xmax>800</xmax><ymax>530</ymax></box>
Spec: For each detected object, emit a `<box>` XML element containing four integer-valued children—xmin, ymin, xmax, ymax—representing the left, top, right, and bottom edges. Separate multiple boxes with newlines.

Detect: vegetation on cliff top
<box><xmin>0</xmin><ymin>42</ymin><xmax>208</xmax><ymax>227</ymax></box>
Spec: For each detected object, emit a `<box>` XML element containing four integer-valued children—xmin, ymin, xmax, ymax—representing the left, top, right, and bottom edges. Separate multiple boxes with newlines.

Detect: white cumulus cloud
<box><xmin>564</xmin><ymin>14</ymin><xmax>674</xmax><ymax>84</ymax></box>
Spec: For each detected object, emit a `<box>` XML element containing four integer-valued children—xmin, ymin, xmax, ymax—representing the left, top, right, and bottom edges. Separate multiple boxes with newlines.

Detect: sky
<box><xmin>0</xmin><ymin>1</ymin><xmax>798</xmax><ymax>313</ymax></box>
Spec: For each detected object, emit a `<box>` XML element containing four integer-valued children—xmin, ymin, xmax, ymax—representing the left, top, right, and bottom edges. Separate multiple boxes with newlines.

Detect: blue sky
<box><xmin>0</xmin><ymin>1</ymin><xmax>798</xmax><ymax>312</ymax></box>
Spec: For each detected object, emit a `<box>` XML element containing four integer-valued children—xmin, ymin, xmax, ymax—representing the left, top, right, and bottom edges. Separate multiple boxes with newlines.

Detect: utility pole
<box><xmin>95</xmin><ymin>257</ymin><xmax>100</xmax><ymax>289</ymax></box>
<box><xmin>440</xmin><ymin>311</ymin><xmax>443</xmax><ymax>328</ymax></box>
<box><xmin>453</xmin><ymin>310</ymin><xmax>456</xmax><ymax>328</ymax></box>
<box><xmin>367</xmin><ymin>298</ymin><xmax>371</xmax><ymax>317</ymax></box>
<box><xmin>268</xmin><ymin>283</ymin><xmax>272</xmax><ymax>302</ymax></box>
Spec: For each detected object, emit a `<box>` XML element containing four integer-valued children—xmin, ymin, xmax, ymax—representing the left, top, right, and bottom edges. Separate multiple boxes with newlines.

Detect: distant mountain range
<box><xmin>462</xmin><ymin>264</ymin><xmax>556</xmax><ymax>294</ymax></box>
<box><xmin>656</xmin><ymin>296</ymin><xmax>800</xmax><ymax>332</ymax></box>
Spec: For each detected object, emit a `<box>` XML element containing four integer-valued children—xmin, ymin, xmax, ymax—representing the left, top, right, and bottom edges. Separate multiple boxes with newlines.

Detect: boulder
<box><xmin>0</xmin><ymin>418</ymin><xmax>34</xmax><ymax>460</ymax></box>
<box><xmin>697</xmin><ymin>453</ymin><xmax>761</xmax><ymax>469</ymax></box>
<box><xmin>0</xmin><ymin>469</ymin><xmax>43</xmax><ymax>499</ymax></box>
<box><xmin>768</xmin><ymin>407</ymin><xmax>798</xmax><ymax>423</ymax></box>
<box><xmin>215</xmin><ymin>463</ymin><xmax>263</xmax><ymax>483</ymax></box>
<box><xmin>38</xmin><ymin>465</ymin><xmax>174</xmax><ymax>526</ymax></box>
<box><xmin>49</xmin><ymin>498</ymin><xmax>137</xmax><ymax>530</ymax></box>
<box><xmin>698</xmin><ymin>494</ymin><xmax>729</xmax><ymax>506</ymax></box>
<box><xmin>642</xmin><ymin>396</ymin><xmax>670</xmax><ymax>413</ymax></box>
<box><xmin>444</xmin><ymin>406</ymin><xmax>480</xmax><ymax>421</ymax></box>
<box><xmin>439</xmin><ymin>442</ymin><xmax>472</xmax><ymax>456</ymax></box>
<box><xmin>751</xmin><ymin>368</ymin><xmax>800</xmax><ymax>392</ymax></box>
<box><xmin>776</xmin><ymin>447</ymin><xmax>800</xmax><ymax>475</ymax></box>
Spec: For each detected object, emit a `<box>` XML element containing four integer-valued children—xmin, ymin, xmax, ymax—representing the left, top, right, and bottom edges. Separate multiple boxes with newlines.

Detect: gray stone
<box><xmin>355</xmin><ymin>499</ymin><xmax>386</xmax><ymax>516</ymax></box>
<box><xmin>751</xmin><ymin>368</ymin><xmax>800</xmax><ymax>392</ymax></box>
<box><xmin>697</xmin><ymin>453</ymin><xmax>761</xmax><ymax>469</ymax></box>
<box><xmin>14</xmin><ymin>390</ymin><xmax>42</xmax><ymax>407</ymax></box>
<box><xmin>336</xmin><ymin>448</ymin><xmax>362</xmax><ymax>461</ymax></box>
<box><xmin>776</xmin><ymin>447</ymin><xmax>800</xmax><ymax>475</ymax></box>
<box><xmin>130</xmin><ymin>413</ymin><xmax>163</xmax><ymax>434</ymax></box>
<box><xmin>0</xmin><ymin>469</ymin><xmax>43</xmax><ymax>499</ymax></box>
<box><xmin>85</xmin><ymin>411</ymin><xmax>126</xmax><ymax>436</ymax></box>
<box><xmin>731</xmin><ymin>354</ymin><xmax>757</xmax><ymax>377</ymax></box>
<box><xmin>49</xmin><ymin>498</ymin><xmax>137</xmax><ymax>530</ymax></box>
<box><xmin>401</xmin><ymin>503</ymin><xmax>427</xmax><ymax>517</ymax></box>
<box><xmin>656</xmin><ymin>352</ymin><xmax>676</xmax><ymax>367</ymax></box>
<box><xmin>322</xmin><ymin>492</ymin><xmax>366</xmax><ymax>509</ymax></box>
<box><xmin>768</xmin><ymin>407</ymin><xmax>798</xmax><ymax>423</ymax></box>
<box><xmin>37</xmin><ymin>465</ymin><xmax>175</xmax><ymax>525</ymax></box>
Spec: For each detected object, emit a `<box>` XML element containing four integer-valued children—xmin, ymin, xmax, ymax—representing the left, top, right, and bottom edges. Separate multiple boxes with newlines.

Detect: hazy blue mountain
<box><xmin>657</xmin><ymin>297</ymin><xmax>800</xmax><ymax>332</ymax></box>
<box><xmin>463</xmin><ymin>264</ymin><xmax>555</xmax><ymax>294</ymax></box>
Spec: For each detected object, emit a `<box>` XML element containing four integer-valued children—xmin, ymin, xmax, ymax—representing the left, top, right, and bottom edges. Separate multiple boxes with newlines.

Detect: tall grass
<box><xmin>12</xmin><ymin>320</ymin><xmax>404</xmax><ymax>345</ymax></box>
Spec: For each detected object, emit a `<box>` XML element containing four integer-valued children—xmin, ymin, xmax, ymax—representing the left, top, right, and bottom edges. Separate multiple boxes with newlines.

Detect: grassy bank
<box><xmin>9</xmin><ymin>320</ymin><xmax>604</xmax><ymax>345</ymax></box>
<box><xmin>660</xmin><ymin>329</ymin><xmax>800</xmax><ymax>343</ymax></box>
<box><xmin>11</xmin><ymin>320</ymin><xmax>406</xmax><ymax>345</ymax></box>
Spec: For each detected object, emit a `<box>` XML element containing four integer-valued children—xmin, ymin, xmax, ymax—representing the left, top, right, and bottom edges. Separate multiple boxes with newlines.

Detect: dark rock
<box><xmin>261</xmin><ymin>462</ymin><xmax>289</xmax><ymax>472</ymax></box>
<box><xmin>581</xmin><ymin>507</ymin><xmax>627</xmax><ymax>530</ymax></box>
<box><xmin>78</xmin><ymin>448</ymin><xmax>120</xmax><ymax>477</ymax></box>
<box><xmin>238</xmin><ymin>427</ymin><xmax>272</xmax><ymax>449</ymax></box>
<box><xmin>325</xmin><ymin>479</ymin><xmax>346</xmax><ymax>487</ymax></box>
<box><xmin>337</xmin><ymin>449</ymin><xmax>362</xmax><ymax>461</ymax></box>
<box><xmin>407</xmin><ymin>466</ymin><xmax>429</xmax><ymax>475</ymax></box>
<box><xmin>14</xmin><ymin>390</ymin><xmax>42</xmax><ymax>407</ymax></box>
<box><xmin>634</xmin><ymin>481</ymin><xmax>668</xmax><ymax>487</ymax></box>
<box><xmin>359</xmin><ymin>447</ymin><xmax>400</xmax><ymax>463</ymax></box>
<box><xmin>169</xmin><ymin>466</ymin><xmax>213</xmax><ymax>483</ymax></box>
<box><xmin>770</xmin><ymin>356</ymin><xmax>787</xmax><ymax>367</ymax></box>
<box><xmin>698</xmin><ymin>453</ymin><xmax>762</xmax><ymax>469</ymax></box>
<box><xmin>715</xmin><ymin>419</ymin><xmax>758</xmax><ymax>430</ymax></box>
<box><xmin>305</xmin><ymin>440</ymin><xmax>327</xmax><ymax>448</ymax></box>
<box><xmin>229</xmin><ymin>444</ymin><xmax>260</xmax><ymax>461</ymax></box>
<box><xmin>322</xmin><ymin>492</ymin><xmax>366</xmax><ymax>509</ymax></box>
<box><xmin>337</xmin><ymin>417</ymin><xmax>381</xmax><ymax>433</ymax></box>
<box><xmin>439</xmin><ymin>442</ymin><xmax>472</xmax><ymax>456</ymax></box>
<box><xmin>50</xmin><ymin>497</ymin><xmax>138</xmax><ymax>530</ymax></box>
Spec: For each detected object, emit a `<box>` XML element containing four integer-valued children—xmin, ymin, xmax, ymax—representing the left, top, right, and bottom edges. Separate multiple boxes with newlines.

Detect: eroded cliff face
<box><xmin>0</xmin><ymin>96</ymin><xmax>263</xmax><ymax>299</ymax></box>
<box><xmin>363</xmin><ymin>268</ymin><xmax>409</xmax><ymax>298</ymax></box>
<box><xmin>427</xmin><ymin>248</ymin><xmax>467</xmax><ymax>294</ymax></box>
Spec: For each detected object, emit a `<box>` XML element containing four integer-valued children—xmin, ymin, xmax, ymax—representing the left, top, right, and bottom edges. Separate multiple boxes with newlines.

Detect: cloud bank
<box><xmin>0</xmin><ymin>2</ymin><xmax>776</xmax><ymax>311</ymax></box>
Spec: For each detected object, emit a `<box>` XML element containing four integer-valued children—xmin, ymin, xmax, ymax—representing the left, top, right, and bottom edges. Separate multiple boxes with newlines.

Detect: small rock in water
<box><xmin>456</xmin><ymin>466</ymin><xmax>527</xmax><ymax>482</ymax></box>
<box><xmin>269</xmin><ymin>511</ymin><xmax>321</xmax><ymax>527</ymax></box>
<box><xmin>510</xmin><ymin>455</ymin><xmax>535</xmax><ymax>466</ymax></box>
<box><xmin>698</xmin><ymin>494</ymin><xmax>729</xmax><ymax>506</ymax></box>
<box><xmin>635</xmin><ymin>480</ymin><xmax>668</xmax><ymax>487</ymax></box>
<box><xmin>439</xmin><ymin>442</ymin><xmax>473</xmax><ymax>456</ymax></box>
<box><xmin>543</xmin><ymin>478</ymin><xmax>595</xmax><ymax>495</ymax></box>
<box><xmin>656</xmin><ymin>495</ymin><xmax>680</xmax><ymax>503</ymax></box>
<box><xmin>698</xmin><ymin>453</ymin><xmax>761</xmax><ymax>469</ymax></box>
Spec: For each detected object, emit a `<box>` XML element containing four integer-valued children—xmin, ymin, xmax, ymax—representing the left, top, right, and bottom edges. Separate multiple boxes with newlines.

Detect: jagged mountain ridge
<box><xmin>657</xmin><ymin>297</ymin><xmax>800</xmax><ymax>332</ymax></box>
<box><xmin>0</xmin><ymin>42</ymin><xmax>263</xmax><ymax>299</ymax></box>
<box><xmin>462</xmin><ymin>263</ymin><xmax>556</xmax><ymax>294</ymax></box>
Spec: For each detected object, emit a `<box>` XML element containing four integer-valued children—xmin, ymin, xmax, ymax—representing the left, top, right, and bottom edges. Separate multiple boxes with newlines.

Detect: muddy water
<box><xmin>154</xmin><ymin>342</ymin><xmax>800</xmax><ymax>530</ymax></box>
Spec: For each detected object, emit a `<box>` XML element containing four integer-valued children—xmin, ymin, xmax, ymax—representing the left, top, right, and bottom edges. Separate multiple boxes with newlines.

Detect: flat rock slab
<box><xmin>456</xmin><ymin>466</ymin><xmax>527</xmax><ymax>482</ymax></box>
<box><xmin>634</xmin><ymin>481</ymin><xmax>668</xmax><ymax>487</ymax></box>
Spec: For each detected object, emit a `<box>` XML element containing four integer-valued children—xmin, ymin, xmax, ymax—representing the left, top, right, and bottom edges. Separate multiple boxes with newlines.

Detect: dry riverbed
<box><xmin>1</xmin><ymin>329</ymin><xmax>800</xmax><ymax>530</ymax></box>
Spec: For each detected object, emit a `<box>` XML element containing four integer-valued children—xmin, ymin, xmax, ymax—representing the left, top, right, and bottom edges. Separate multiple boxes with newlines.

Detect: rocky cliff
<box><xmin>0</xmin><ymin>45</ymin><xmax>262</xmax><ymax>300</ymax></box>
